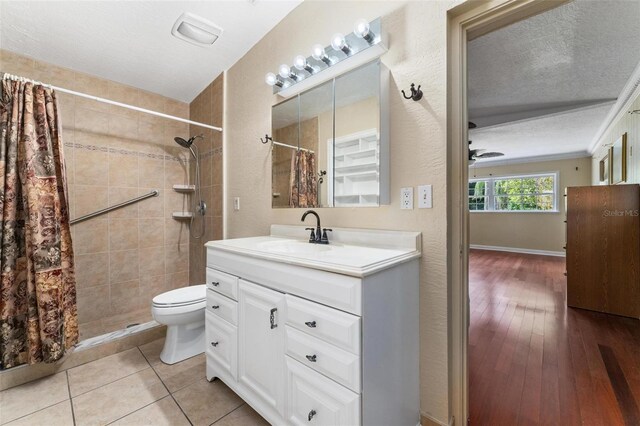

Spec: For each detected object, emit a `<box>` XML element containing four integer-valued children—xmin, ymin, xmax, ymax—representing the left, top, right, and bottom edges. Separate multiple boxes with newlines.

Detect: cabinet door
<box><xmin>238</xmin><ymin>279</ymin><xmax>286</xmax><ymax>416</ymax></box>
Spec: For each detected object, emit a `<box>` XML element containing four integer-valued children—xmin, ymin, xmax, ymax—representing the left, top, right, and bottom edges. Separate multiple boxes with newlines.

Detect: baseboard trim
<box><xmin>470</xmin><ymin>244</ymin><xmax>565</xmax><ymax>257</ymax></box>
<box><xmin>420</xmin><ymin>413</ymin><xmax>451</xmax><ymax>426</ymax></box>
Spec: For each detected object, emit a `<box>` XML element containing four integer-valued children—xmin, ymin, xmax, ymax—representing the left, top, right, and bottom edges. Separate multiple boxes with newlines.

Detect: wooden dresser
<box><xmin>566</xmin><ymin>184</ymin><xmax>640</xmax><ymax>319</ymax></box>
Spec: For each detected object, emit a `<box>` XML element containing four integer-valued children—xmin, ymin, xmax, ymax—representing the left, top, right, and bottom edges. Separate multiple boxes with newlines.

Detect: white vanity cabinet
<box><xmin>205</xmin><ymin>225</ymin><xmax>421</xmax><ymax>426</ymax></box>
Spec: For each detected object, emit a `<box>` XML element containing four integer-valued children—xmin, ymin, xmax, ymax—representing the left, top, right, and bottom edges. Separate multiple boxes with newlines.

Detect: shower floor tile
<box><xmin>0</xmin><ymin>338</ymin><xmax>267</xmax><ymax>426</ymax></box>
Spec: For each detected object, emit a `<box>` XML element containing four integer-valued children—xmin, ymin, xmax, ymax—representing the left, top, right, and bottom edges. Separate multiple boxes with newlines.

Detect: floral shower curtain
<box><xmin>289</xmin><ymin>150</ymin><xmax>318</xmax><ymax>208</ymax></box>
<box><xmin>0</xmin><ymin>79</ymin><xmax>77</xmax><ymax>369</ymax></box>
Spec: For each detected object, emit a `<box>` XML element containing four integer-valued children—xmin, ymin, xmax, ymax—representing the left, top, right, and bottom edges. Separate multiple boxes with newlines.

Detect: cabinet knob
<box><xmin>304</xmin><ymin>321</ymin><xmax>317</xmax><ymax>328</ymax></box>
<box><xmin>211</xmin><ymin>281</ymin><xmax>220</xmax><ymax>286</ymax></box>
<box><xmin>211</xmin><ymin>341</ymin><xmax>219</xmax><ymax>347</ymax></box>
<box><xmin>308</xmin><ymin>410</ymin><xmax>317</xmax><ymax>421</ymax></box>
<box><xmin>211</xmin><ymin>305</ymin><xmax>220</xmax><ymax>309</ymax></box>
<box><xmin>306</xmin><ymin>354</ymin><xmax>317</xmax><ymax>362</ymax></box>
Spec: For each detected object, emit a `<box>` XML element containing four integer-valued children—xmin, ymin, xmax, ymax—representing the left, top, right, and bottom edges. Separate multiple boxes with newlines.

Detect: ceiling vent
<box><xmin>171</xmin><ymin>12</ymin><xmax>223</xmax><ymax>47</ymax></box>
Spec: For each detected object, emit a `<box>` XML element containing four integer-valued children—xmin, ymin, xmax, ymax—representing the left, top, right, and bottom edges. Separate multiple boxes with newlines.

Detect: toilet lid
<box><xmin>152</xmin><ymin>284</ymin><xmax>206</xmax><ymax>306</ymax></box>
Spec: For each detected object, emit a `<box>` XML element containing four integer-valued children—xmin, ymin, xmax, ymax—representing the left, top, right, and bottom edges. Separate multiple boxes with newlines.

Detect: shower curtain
<box><xmin>0</xmin><ymin>79</ymin><xmax>77</xmax><ymax>369</ymax></box>
<box><xmin>289</xmin><ymin>150</ymin><xmax>318</xmax><ymax>208</ymax></box>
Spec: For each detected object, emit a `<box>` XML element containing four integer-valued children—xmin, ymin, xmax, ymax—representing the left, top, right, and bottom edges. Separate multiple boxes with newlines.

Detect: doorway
<box><xmin>448</xmin><ymin>0</ymin><xmax>640</xmax><ymax>424</ymax></box>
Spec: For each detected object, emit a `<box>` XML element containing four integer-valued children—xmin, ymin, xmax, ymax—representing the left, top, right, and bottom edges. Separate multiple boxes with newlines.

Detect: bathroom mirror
<box><xmin>271</xmin><ymin>60</ymin><xmax>388</xmax><ymax>208</ymax></box>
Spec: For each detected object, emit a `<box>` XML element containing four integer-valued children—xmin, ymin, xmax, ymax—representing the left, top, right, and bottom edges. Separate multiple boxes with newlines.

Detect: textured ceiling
<box><xmin>0</xmin><ymin>0</ymin><xmax>301</xmax><ymax>102</ymax></box>
<box><xmin>468</xmin><ymin>0</ymin><xmax>640</xmax><ymax>162</ymax></box>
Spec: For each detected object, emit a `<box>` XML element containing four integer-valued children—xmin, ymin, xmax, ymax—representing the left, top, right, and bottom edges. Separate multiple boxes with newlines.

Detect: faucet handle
<box><xmin>320</xmin><ymin>228</ymin><xmax>332</xmax><ymax>244</ymax></box>
<box><xmin>305</xmin><ymin>227</ymin><xmax>316</xmax><ymax>243</ymax></box>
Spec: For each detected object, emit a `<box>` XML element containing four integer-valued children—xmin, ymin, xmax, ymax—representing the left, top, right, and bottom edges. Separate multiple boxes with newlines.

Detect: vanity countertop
<box><xmin>205</xmin><ymin>225</ymin><xmax>421</xmax><ymax>277</ymax></box>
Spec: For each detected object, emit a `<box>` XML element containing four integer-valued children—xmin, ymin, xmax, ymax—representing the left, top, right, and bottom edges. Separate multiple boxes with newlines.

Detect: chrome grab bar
<box><xmin>70</xmin><ymin>190</ymin><xmax>159</xmax><ymax>225</ymax></box>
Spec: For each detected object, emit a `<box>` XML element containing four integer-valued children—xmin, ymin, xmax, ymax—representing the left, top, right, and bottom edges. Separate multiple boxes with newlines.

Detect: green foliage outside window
<box><xmin>469</xmin><ymin>174</ymin><xmax>555</xmax><ymax>211</ymax></box>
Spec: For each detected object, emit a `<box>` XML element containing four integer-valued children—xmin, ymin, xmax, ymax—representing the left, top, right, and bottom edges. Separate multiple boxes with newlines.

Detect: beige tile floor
<box><xmin>0</xmin><ymin>338</ymin><xmax>269</xmax><ymax>426</ymax></box>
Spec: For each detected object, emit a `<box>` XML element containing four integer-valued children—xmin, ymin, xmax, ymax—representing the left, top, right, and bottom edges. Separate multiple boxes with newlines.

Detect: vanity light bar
<box><xmin>265</xmin><ymin>17</ymin><xmax>385</xmax><ymax>97</ymax></box>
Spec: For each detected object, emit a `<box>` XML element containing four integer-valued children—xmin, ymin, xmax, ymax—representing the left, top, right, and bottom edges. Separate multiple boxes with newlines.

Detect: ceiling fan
<box><xmin>468</xmin><ymin>122</ymin><xmax>504</xmax><ymax>165</ymax></box>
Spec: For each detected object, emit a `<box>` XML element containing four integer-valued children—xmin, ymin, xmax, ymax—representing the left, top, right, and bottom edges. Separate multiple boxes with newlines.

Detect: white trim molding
<box><xmin>588</xmin><ymin>59</ymin><xmax>640</xmax><ymax>154</ymax></box>
<box><xmin>471</xmin><ymin>151</ymin><xmax>590</xmax><ymax>168</ymax></box>
<box><xmin>470</xmin><ymin>244</ymin><xmax>565</xmax><ymax>257</ymax></box>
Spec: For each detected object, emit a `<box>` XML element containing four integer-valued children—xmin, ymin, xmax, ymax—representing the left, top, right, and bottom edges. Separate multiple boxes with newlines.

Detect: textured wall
<box><xmin>188</xmin><ymin>75</ymin><xmax>224</xmax><ymax>284</ymax></box>
<box><xmin>469</xmin><ymin>157</ymin><xmax>592</xmax><ymax>252</ymax></box>
<box><xmin>223</xmin><ymin>1</ymin><xmax>453</xmax><ymax>422</ymax></box>
<box><xmin>0</xmin><ymin>49</ymin><xmax>191</xmax><ymax>341</ymax></box>
<box><xmin>591</xmin><ymin>91</ymin><xmax>640</xmax><ymax>185</ymax></box>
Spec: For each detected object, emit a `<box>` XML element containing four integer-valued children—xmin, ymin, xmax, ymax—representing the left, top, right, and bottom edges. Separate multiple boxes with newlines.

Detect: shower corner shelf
<box><xmin>172</xmin><ymin>212</ymin><xmax>194</xmax><ymax>220</ymax></box>
<box><xmin>173</xmin><ymin>184</ymin><xmax>196</xmax><ymax>193</ymax></box>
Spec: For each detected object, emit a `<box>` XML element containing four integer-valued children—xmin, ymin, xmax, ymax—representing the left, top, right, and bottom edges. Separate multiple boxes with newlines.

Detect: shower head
<box><xmin>174</xmin><ymin>134</ymin><xmax>204</xmax><ymax>149</ymax></box>
<box><xmin>174</xmin><ymin>136</ymin><xmax>193</xmax><ymax>148</ymax></box>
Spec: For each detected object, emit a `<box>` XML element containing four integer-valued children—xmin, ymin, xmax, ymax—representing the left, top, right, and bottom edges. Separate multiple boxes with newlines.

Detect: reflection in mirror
<box><xmin>271</xmin><ymin>97</ymin><xmax>299</xmax><ymax>208</ymax></box>
<box><xmin>299</xmin><ymin>80</ymin><xmax>333</xmax><ymax>208</ymax></box>
<box><xmin>331</xmin><ymin>61</ymin><xmax>381</xmax><ymax>207</ymax></box>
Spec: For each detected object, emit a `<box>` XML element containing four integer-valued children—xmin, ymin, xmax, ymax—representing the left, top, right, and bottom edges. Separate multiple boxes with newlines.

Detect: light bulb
<box><xmin>278</xmin><ymin>64</ymin><xmax>291</xmax><ymax>79</ymax></box>
<box><xmin>354</xmin><ymin>19</ymin><xmax>375</xmax><ymax>43</ymax></box>
<box><xmin>312</xmin><ymin>44</ymin><xmax>326</xmax><ymax>61</ymax></box>
<box><xmin>265</xmin><ymin>72</ymin><xmax>277</xmax><ymax>86</ymax></box>
<box><xmin>294</xmin><ymin>55</ymin><xmax>307</xmax><ymax>71</ymax></box>
<box><xmin>354</xmin><ymin>20</ymin><xmax>370</xmax><ymax>37</ymax></box>
<box><xmin>331</xmin><ymin>33</ymin><xmax>346</xmax><ymax>51</ymax></box>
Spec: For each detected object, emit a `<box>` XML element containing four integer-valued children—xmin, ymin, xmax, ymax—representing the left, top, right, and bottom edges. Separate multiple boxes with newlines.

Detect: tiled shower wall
<box><xmin>188</xmin><ymin>75</ymin><xmax>224</xmax><ymax>284</ymax></box>
<box><xmin>1</xmin><ymin>50</ymin><xmax>193</xmax><ymax>340</ymax></box>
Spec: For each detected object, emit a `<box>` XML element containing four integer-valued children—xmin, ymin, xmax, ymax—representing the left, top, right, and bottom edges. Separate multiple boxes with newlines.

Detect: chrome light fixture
<box><xmin>264</xmin><ymin>18</ymin><xmax>385</xmax><ymax>96</ymax></box>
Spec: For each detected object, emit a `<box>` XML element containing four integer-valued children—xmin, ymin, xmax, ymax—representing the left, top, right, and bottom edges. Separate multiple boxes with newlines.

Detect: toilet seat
<box><xmin>152</xmin><ymin>284</ymin><xmax>206</xmax><ymax>308</ymax></box>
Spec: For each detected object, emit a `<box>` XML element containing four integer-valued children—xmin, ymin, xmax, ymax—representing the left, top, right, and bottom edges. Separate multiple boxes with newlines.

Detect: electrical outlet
<box><xmin>401</xmin><ymin>187</ymin><xmax>413</xmax><ymax>209</ymax></box>
<box><xmin>418</xmin><ymin>185</ymin><xmax>432</xmax><ymax>208</ymax></box>
<box><xmin>233</xmin><ymin>197</ymin><xmax>240</xmax><ymax>211</ymax></box>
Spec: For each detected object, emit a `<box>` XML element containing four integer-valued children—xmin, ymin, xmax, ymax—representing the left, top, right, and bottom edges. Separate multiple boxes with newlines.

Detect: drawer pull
<box><xmin>308</xmin><ymin>410</ymin><xmax>317</xmax><ymax>421</ymax></box>
<box><xmin>270</xmin><ymin>308</ymin><xmax>278</xmax><ymax>329</ymax></box>
<box><xmin>305</xmin><ymin>321</ymin><xmax>317</xmax><ymax>328</ymax></box>
<box><xmin>305</xmin><ymin>354</ymin><xmax>317</xmax><ymax>362</ymax></box>
<box><xmin>211</xmin><ymin>305</ymin><xmax>220</xmax><ymax>309</ymax></box>
<box><xmin>211</xmin><ymin>341</ymin><xmax>219</xmax><ymax>347</ymax></box>
<box><xmin>211</xmin><ymin>281</ymin><xmax>220</xmax><ymax>286</ymax></box>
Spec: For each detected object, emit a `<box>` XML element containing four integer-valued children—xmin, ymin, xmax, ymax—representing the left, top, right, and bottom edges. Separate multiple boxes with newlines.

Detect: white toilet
<box><xmin>151</xmin><ymin>284</ymin><xmax>206</xmax><ymax>364</ymax></box>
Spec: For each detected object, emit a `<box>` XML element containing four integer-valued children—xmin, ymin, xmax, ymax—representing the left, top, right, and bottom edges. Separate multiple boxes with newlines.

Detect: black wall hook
<box><xmin>260</xmin><ymin>134</ymin><xmax>273</xmax><ymax>144</ymax></box>
<box><xmin>402</xmin><ymin>83</ymin><xmax>423</xmax><ymax>101</ymax></box>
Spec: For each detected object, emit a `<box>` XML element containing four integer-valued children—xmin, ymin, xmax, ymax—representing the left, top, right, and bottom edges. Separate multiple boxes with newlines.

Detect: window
<box><xmin>469</xmin><ymin>173</ymin><xmax>558</xmax><ymax>212</ymax></box>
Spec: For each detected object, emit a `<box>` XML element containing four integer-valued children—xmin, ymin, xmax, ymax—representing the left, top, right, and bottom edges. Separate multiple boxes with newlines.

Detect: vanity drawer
<box><xmin>205</xmin><ymin>312</ymin><xmax>237</xmax><ymax>380</ymax></box>
<box><xmin>286</xmin><ymin>356</ymin><xmax>360</xmax><ymax>426</ymax></box>
<box><xmin>285</xmin><ymin>326</ymin><xmax>360</xmax><ymax>393</ymax></box>
<box><xmin>206</xmin><ymin>289</ymin><xmax>238</xmax><ymax>326</ymax></box>
<box><xmin>285</xmin><ymin>294</ymin><xmax>360</xmax><ymax>355</ymax></box>
<box><xmin>206</xmin><ymin>267</ymin><xmax>238</xmax><ymax>301</ymax></box>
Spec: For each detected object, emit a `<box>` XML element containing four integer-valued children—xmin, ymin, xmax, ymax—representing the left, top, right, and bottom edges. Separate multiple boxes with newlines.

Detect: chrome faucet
<box><xmin>301</xmin><ymin>210</ymin><xmax>332</xmax><ymax>244</ymax></box>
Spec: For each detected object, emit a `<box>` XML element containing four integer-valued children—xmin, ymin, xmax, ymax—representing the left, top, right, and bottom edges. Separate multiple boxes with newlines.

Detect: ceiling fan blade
<box><xmin>477</xmin><ymin>152</ymin><xmax>504</xmax><ymax>158</ymax></box>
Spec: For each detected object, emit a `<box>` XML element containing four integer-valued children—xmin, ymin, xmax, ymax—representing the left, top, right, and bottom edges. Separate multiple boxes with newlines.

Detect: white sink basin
<box><xmin>256</xmin><ymin>240</ymin><xmax>332</xmax><ymax>255</ymax></box>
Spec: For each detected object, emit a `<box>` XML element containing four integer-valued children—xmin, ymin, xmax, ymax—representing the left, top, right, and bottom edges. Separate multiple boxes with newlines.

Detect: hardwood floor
<box><xmin>469</xmin><ymin>249</ymin><xmax>640</xmax><ymax>425</ymax></box>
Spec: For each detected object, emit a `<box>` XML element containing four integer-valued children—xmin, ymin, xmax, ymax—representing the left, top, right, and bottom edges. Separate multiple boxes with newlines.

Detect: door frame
<box><xmin>446</xmin><ymin>1</ymin><xmax>571</xmax><ymax>424</ymax></box>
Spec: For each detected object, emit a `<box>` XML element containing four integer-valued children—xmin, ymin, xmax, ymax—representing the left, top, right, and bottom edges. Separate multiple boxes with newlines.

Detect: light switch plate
<box><xmin>233</xmin><ymin>197</ymin><xmax>240</xmax><ymax>211</ymax></box>
<box><xmin>401</xmin><ymin>187</ymin><xmax>413</xmax><ymax>209</ymax></box>
<box><xmin>418</xmin><ymin>185</ymin><xmax>432</xmax><ymax>208</ymax></box>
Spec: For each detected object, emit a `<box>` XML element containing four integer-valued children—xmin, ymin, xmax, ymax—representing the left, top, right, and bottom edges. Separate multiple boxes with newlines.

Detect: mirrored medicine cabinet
<box><xmin>271</xmin><ymin>60</ymin><xmax>389</xmax><ymax>208</ymax></box>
